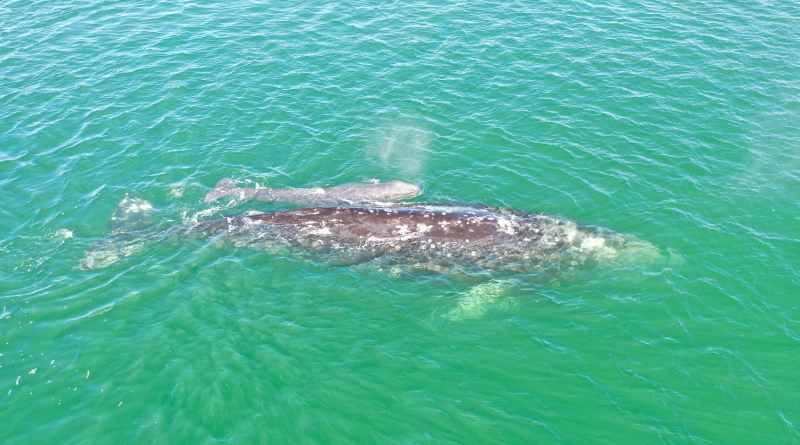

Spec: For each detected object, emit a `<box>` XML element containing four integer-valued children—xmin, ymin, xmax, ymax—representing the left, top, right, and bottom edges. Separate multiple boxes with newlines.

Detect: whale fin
<box><xmin>444</xmin><ymin>279</ymin><xmax>517</xmax><ymax>321</ymax></box>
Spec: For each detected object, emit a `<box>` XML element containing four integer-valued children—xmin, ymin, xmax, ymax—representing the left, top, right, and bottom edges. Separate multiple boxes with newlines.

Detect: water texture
<box><xmin>2</xmin><ymin>1</ymin><xmax>799</xmax><ymax>443</ymax></box>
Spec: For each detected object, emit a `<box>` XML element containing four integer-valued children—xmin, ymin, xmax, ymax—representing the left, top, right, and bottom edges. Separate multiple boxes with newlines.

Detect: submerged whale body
<box><xmin>188</xmin><ymin>205</ymin><xmax>657</xmax><ymax>274</ymax></box>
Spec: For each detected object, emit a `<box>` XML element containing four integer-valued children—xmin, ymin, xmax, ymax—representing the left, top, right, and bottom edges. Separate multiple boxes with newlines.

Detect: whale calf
<box><xmin>204</xmin><ymin>179</ymin><xmax>422</xmax><ymax>206</ymax></box>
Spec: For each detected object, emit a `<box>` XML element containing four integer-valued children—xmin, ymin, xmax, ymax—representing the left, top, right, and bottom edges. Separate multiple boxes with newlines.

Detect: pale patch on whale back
<box><xmin>578</xmin><ymin>234</ymin><xmax>619</xmax><ymax>261</ymax></box>
<box><xmin>580</xmin><ymin>236</ymin><xmax>605</xmax><ymax>251</ymax></box>
<box><xmin>305</xmin><ymin>226</ymin><xmax>332</xmax><ymax>236</ymax></box>
<box><xmin>496</xmin><ymin>217</ymin><xmax>518</xmax><ymax>235</ymax></box>
<box><xmin>575</xmin><ymin>229</ymin><xmax>664</xmax><ymax>266</ymax></box>
<box><xmin>563</xmin><ymin>222</ymin><xmax>578</xmax><ymax>243</ymax></box>
<box><xmin>538</xmin><ymin>218</ymin><xmax>578</xmax><ymax>248</ymax></box>
<box><xmin>416</xmin><ymin>223</ymin><xmax>432</xmax><ymax>234</ymax></box>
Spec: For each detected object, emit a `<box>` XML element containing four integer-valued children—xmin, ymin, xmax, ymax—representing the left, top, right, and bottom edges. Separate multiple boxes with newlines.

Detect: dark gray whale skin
<box><xmin>190</xmin><ymin>205</ymin><xmax>642</xmax><ymax>273</ymax></box>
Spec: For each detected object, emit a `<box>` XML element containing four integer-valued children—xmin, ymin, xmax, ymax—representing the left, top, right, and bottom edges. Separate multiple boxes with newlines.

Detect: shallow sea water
<box><xmin>2</xmin><ymin>1</ymin><xmax>799</xmax><ymax>443</ymax></box>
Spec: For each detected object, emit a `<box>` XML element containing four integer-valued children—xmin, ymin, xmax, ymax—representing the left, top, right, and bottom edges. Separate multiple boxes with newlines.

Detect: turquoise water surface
<box><xmin>2</xmin><ymin>1</ymin><xmax>799</xmax><ymax>443</ymax></box>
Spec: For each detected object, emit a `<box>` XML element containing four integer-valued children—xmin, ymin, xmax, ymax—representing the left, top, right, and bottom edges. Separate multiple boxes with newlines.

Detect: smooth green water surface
<box><xmin>2</xmin><ymin>1</ymin><xmax>799</xmax><ymax>443</ymax></box>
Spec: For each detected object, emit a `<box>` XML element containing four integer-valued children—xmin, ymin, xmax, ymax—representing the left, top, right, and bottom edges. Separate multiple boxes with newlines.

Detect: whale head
<box><xmin>379</xmin><ymin>180</ymin><xmax>422</xmax><ymax>201</ymax></box>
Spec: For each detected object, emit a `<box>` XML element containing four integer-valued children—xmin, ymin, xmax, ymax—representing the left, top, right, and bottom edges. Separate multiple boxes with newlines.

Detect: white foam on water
<box><xmin>168</xmin><ymin>182</ymin><xmax>185</xmax><ymax>198</ymax></box>
<box><xmin>113</xmin><ymin>196</ymin><xmax>153</xmax><ymax>221</ymax></box>
<box><xmin>74</xmin><ymin>303</ymin><xmax>115</xmax><ymax>321</ymax></box>
<box><xmin>52</xmin><ymin>228</ymin><xmax>73</xmax><ymax>240</ymax></box>
<box><xmin>182</xmin><ymin>186</ymin><xmax>249</xmax><ymax>226</ymax></box>
<box><xmin>81</xmin><ymin>249</ymin><xmax>118</xmax><ymax>270</ymax></box>
<box><xmin>184</xmin><ymin>206</ymin><xmax>224</xmax><ymax>225</ymax></box>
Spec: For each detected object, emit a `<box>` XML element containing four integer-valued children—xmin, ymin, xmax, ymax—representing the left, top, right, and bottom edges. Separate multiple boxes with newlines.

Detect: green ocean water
<box><xmin>2</xmin><ymin>0</ymin><xmax>799</xmax><ymax>443</ymax></box>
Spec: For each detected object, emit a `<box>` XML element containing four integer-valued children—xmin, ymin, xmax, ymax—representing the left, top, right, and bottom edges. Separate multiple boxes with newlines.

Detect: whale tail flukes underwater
<box><xmin>80</xmin><ymin>195</ymin><xmax>164</xmax><ymax>270</ymax></box>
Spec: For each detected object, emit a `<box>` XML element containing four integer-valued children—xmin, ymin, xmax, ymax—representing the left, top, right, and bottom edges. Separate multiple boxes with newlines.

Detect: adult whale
<box><xmin>204</xmin><ymin>179</ymin><xmax>422</xmax><ymax>205</ymax></box>
<box><xmin>81</xmin><ymin>200</ymin><xmax>665</xmax><ymax>321</ymax></box>
<box><xmin>186</xmin><ymin>204</ymin><xmax>659</xmax><ymax>274</ymax></box>
<box><xmin>81</xmin><ymin>198</ymin><xmax>659</xmax><ymax>272</ymax></box>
